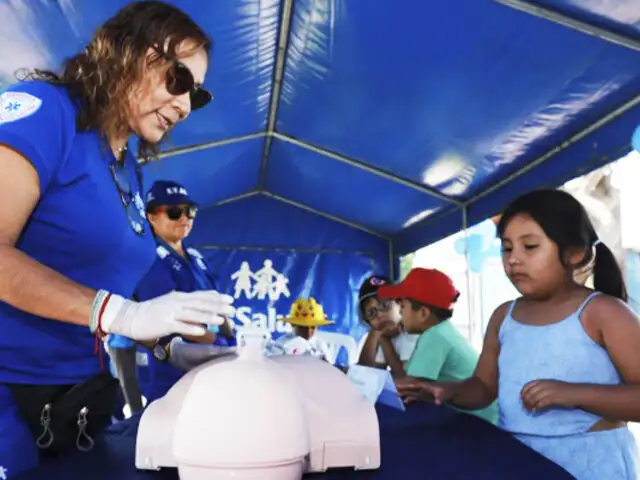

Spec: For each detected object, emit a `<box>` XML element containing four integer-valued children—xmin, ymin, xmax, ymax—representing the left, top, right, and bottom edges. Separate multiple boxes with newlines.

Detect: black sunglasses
<box><xmin>165</xmin><ymin>62</ymin><xmax>212</xmax><ymax>111</ymax></box>
<box><xmin>110</xmin><ymin>163</ymin><xmax>146</xmax><ymax>236</ymax></box>
<box><xmin>163</xmin><ymin>205</ymin><xmax>198</xmax><ymax>221</ymax></box>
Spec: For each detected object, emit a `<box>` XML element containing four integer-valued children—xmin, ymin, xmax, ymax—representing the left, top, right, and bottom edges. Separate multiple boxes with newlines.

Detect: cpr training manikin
<box><xmin>135</xmin><ymin>327</ymin><xmax>381</xmax><ymax>479</ymax></box>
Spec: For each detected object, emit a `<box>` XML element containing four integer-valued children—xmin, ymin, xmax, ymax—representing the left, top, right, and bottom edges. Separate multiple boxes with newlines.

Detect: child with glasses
<box><xmin>356</xmin><ymin>275</ymin><xmax>419</xmax><ymax>378</ymax></box>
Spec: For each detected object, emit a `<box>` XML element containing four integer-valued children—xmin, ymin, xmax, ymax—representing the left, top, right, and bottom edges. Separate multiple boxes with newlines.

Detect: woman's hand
<box><xmin>520</xmin><ymin>379</ymin><xmax>582</xmax><ymax>411</ymax></box>
<box><xmin>100</xmin><ymin>290</ymin><xmax>234</xmax><ymax>341</ymax></box>
<box><xmin>395</xmin><ymin>376</ymin><xmax>456</xmax><ymax>405</ymax></box>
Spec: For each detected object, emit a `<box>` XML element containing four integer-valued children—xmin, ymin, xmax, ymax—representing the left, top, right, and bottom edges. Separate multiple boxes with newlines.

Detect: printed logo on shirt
<box><xmin>0</xmin><ymin>91</ymin><xmax>42</xmax><ymax>124</ymax></box>
<box><xmin>156</xmin><ymin>246</ymin><xmax>171</xmax><ymax>259</ymax></box>
<box><xmin>187</xmin><ymin>248</ymin><xmax>207</xmax><ymax>271</ymax></box>
<box><xmin>229</xmin><ymin>259</ymin><xmax>292</xmax><ymax>334</ymax></box>
<box><xmin>156</xmin><ymin>245</ymin><xmax>182</xmax><ymax>271</ymax></box>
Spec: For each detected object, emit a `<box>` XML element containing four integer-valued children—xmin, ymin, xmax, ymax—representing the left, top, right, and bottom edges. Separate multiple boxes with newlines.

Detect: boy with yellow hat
<box><xmin>272</xmin><ymin>297</ymin><xmax>333</xmax><ymax>360</ymax></box>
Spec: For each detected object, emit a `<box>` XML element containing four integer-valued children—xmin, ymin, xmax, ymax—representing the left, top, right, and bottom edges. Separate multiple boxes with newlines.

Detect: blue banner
<box><xmin>201</xmin><ymin>248</ymin><xmax>378</xmax><ymax>365</ymax></box>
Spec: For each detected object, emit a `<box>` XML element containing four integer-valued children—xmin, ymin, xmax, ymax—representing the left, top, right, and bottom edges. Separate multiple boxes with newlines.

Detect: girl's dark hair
<box><xmin>497</xmin><ymin>189</ymin><xmax>627</xmax><ymax>302</ymax></box>
<box><xmin>20</xmin><ymin>1</ymin><xmax>211</xmax><ymax>160</ymax></box>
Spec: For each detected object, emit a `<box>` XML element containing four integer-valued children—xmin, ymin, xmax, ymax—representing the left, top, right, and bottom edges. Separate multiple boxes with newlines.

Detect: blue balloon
<box><xmin>633</xmin><ymin>125</ymin><xmax>640</xmax><ymax>152</ymax></box>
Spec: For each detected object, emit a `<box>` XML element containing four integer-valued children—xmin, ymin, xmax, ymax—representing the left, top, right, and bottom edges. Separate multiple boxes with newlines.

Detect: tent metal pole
<box><xmin>462</xmin><ymin>206</ymin><xmax>475</xmax><ymax>342</ymax></box>
<box><xmin>197</xmin><ymin>244</ymin><xmax>378</xmax><ymax>256</ymax></box>
<box><xmin>388</xmin><ymin>241</ymin><xmax>396</xmax><ymax>280</ymax></box>
<box><xmin>257</xmin><ymin>0</ymin><xmax>295</xmax><ymax>190</ymax></box>
<box><xmin>213</xmin><ymin>191</ymin><xmax>260</xmax><ymax>207</ymax></box>
<box><xmin>273</xmin><ymin>132</ymin><xmax>462</xmax><ymax>206</ymax></box>
<box><xmin>140</xmin><ymin>133</ymin><xmax>265</xmax><ymax>162</ymax></box>
<box><xmin>493</xmin><ymin>0</ymin><xmax>640</xmax><ymax>53</ymax></box>
<box><xmin>262</xmin><ymin>191</ymin><xmax>389</xmax><ymax>239</ymax></box>
<box><xmin>465</xmin><ymin>91</ymin><xmax>640</xmax><ymax>206</ymax></box>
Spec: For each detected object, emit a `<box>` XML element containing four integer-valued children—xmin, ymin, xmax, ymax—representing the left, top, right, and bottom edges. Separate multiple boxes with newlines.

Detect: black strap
<box><xmin>110</xmin><ymin>291</ymin><xmax>145</xmax><ymax>414</ymax></box>
<box><xmin>110</xmin><ymin>347</ymin><xmax>144</xmax><ymax>414</ymax></box>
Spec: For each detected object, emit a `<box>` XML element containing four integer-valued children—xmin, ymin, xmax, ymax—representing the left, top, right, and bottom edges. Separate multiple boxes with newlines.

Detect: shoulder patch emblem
<box><xmin>156</xmin><ymin>246</ymin><xmax>170</xmax><ymax>259</ymax></box>
<box><xmin>0</xmin><ymin>91</ymin><xmax>42</xmax><ymax>124</ymax></box>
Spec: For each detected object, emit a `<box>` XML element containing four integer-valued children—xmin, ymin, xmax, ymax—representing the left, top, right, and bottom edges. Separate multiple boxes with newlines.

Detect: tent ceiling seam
<box><xmin>273</xmin><ymin>132</ymin><xmax>462</xmax><ymax>206</ymax></box>
<box><xmin>146</xmin><ymin>131</ymin><xmax>462</xmax><ymax>207</ymax></box>
<box><xmin>212</xmin><ymin>191</ymin><xmax>260</xmax><ymax>207</ymax></box>
<box><xmin>261</xmin><ymin>191</ymin><xmax>390</xmax><ymax>239</ymax></box>
<box><xmin>493</xmin><ymin>0</ymin><xmax>640</xmax><ymax>53</ymax></box>
<box><xmin>257</xmin><ymin>0</ymin><xmax>295</xmax><ymax>192</ymax></box>
<box><xmin>138</xmin><ymin>132</ymin><xmax>266</xmax><ymax>163</ymax></box>
<box><xmin>466</xmin><ymin>90</ymin><xmax>640</xmax><ymax>206</ymax></box>
<box><xmin>200</xmin><ymin>189</ymin><xmax>390</xmax><ymax>240</ymax></box>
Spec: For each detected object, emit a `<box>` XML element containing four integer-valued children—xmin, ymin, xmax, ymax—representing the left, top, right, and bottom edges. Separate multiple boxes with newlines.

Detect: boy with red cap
<box><xmin>356</xmin><ymin>275</ymin><xmax>419</xmax><ymax>378</ymax></box>
<box><xmin>378</xmin><ymin>268</ymin><xmax>498</xmax><ymax>424</ymax></box>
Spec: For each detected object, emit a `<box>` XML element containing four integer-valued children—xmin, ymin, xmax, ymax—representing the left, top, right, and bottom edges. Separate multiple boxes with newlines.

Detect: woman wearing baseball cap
<box><xmin>109</xmin><ymin>180</ymin><xmax>236</xmax><ymax>409</ymax></box>
<box><xmin>379</xmin><ymin>268</ymin><xmax>498</xmax><ymax>424</ymax></box>
<box><xmin>356</xmin><ymin>275</ymin><xmax>419</xmax><ymax>378</ymax></box>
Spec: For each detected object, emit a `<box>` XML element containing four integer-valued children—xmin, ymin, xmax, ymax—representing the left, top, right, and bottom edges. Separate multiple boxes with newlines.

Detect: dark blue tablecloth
<box><xmin>15</xmin><ymin>403</ymin><xmax>573</xmax><ymax>480</ymax></box>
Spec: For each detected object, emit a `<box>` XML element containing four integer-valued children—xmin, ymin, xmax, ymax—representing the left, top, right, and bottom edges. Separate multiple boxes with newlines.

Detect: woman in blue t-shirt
<box><xmin>0</xmin><ymin>3</ymin><xmax>233</xmax><ymax>476</ymax></box>
<box><xmin>110</xmin><ymin>180</ymin><xmax>236</xmax><ymax>406</ymax></box>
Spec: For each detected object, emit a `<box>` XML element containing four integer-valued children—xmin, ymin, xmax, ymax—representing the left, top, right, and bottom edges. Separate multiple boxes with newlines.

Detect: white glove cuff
<box><xmin>89</xmin><ymin>290</ymin><xmax>128</xmax><ymax>334</ymax></box>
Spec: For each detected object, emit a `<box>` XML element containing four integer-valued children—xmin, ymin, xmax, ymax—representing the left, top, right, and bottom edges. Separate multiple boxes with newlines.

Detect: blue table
<box><xmin>15</xmin><ymin>403</ymin><xmax>573</xmax><ymax>479</ymax></box>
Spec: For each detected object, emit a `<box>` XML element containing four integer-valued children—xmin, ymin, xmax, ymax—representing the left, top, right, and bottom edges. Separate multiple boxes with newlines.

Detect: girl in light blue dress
<box><xmin>397</xmin><ymin>189</ymin><xmax>639</xmax><ymax>479</ymax></box>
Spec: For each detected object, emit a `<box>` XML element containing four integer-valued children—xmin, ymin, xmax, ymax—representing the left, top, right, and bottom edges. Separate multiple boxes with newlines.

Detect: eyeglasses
<box><xmin>159</xmin><ymin>205</ymin><xmax>198</xmax><ymax>221</ymax></box>
<box><xmin>110</xmin><ymin>162</ymin><xmax>145</xmax><ymax>236</ymax></box>
<box><xmin>363</xmin><ymin>300</ymin><xmax>394</xmax><ymax>322</ymax></box>
<box><xmin>165</xmin><ymin>62</ymin><xmax>212</xmax><ymax>111</ymax></box>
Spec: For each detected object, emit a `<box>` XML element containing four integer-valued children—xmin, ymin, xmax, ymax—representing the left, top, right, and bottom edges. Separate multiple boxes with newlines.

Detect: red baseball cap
<box><xmin>377</xmin><ymin>268</ymin><xmax>459</xmax><ymax>310</ymax></box>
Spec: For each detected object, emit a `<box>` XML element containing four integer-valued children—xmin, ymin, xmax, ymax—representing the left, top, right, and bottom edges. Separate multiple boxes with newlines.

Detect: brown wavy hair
<box><xmin>20</xmin><ymin>1</ymin><xmax>212</xmax><ymax>160</ymax></box>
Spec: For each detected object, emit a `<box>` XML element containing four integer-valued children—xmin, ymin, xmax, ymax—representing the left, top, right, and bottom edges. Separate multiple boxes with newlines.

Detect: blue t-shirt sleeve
<box><xmin>0</xmin><ymin>81</ymin><xmax>75</xmax><ymax>192</ymax></box>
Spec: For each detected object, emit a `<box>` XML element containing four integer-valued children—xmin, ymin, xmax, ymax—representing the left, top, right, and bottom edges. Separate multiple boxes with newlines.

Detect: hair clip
<box><xmin>593</xmin><ymin>239</ymin><xmax>602</xmax><ymax>247</ymax></box>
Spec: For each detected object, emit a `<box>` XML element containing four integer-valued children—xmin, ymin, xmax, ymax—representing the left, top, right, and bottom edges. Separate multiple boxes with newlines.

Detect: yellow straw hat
<box><xmin>282</xmin><ymin>297</ymin><xmax>334</xmax><ymax>327</ymax></box>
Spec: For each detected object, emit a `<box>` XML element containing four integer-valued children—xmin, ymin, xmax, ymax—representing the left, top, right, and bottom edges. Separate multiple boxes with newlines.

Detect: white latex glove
<box><xmin>168</xmin><ymin>337</ymin><xmax>237</xmax><ymax>372</ymax></box>
<box><xmin>91</xmin><ymin>290</ymin><xmax>234</xmax><ymax>342</ymax></box>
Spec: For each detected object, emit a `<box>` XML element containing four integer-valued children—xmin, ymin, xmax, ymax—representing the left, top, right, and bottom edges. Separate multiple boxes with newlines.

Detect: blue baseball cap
<box><xmin>146</xmin><ymin>180</ymin><xmax>197</xmax><ymax>208</ymax></box>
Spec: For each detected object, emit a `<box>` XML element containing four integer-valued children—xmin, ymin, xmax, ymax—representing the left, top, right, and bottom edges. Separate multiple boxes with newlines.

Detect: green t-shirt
<box><xmin>405</xmin><ymin>320</ymin><xmax>498</xmax><ymax>425</ymax></box>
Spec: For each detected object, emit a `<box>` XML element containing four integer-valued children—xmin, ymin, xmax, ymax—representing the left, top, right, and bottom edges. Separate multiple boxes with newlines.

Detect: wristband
<box><xmin>98</xmin><ymin>294</ymin><xmax>128</xmax><ymax>334</ymax></box>
<box><xmin>90</xmin><ymin>290</ymin><xmax>111</xmax><ymax>333</ymax></box>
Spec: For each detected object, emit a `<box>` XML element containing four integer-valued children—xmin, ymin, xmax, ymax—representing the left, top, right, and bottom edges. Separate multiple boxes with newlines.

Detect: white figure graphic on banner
<box><xmin>230</xmin><ymin>259</ymin><xmax>291</xmax><ymax>303</ymax></box>
<box><xmin>230</xmin><ymin>261</ymin><xmax>255</xmax><ymax>299</ymax></box>
<box><xmin>253</xmin><ymin>260</ymin><xmax>279</xmax><ymax>300</ymax></box>
<box><xmin>0</xmin><ymin>465</ymin><xmax>7</xmax><ymax>480</ymax></box>
<box><xmin>271</xmin><ymin>272</ymin><xmax>290</xmax><ymax>302</ymax></box>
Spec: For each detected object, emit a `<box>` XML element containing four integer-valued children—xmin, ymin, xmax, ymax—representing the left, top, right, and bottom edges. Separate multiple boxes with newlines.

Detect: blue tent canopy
<box><xmin>1</xmin><ymin>0</ymin><xmax>639</xmax><ymax>275</ymax></box>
